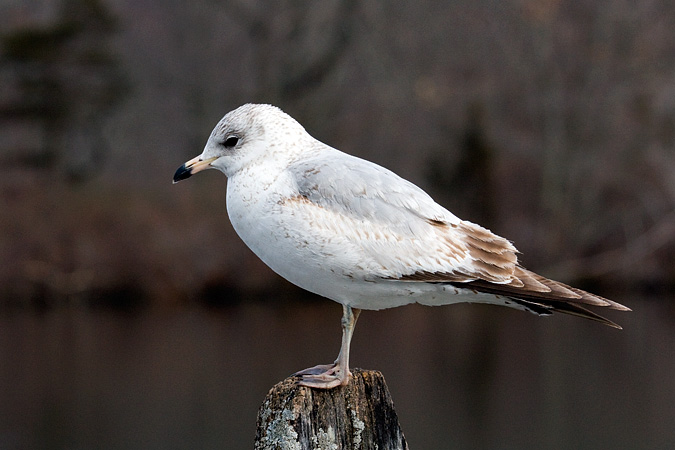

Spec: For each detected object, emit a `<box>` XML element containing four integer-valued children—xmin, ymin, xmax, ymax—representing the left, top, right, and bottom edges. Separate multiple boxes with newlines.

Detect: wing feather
<box><xmin>286</xmin><ymin>149</ymin><xmax>629</xmax><ymax>327</ymax></box>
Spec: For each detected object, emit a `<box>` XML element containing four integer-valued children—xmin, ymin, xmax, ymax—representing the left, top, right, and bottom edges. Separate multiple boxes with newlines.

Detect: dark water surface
<box><xmin>0</xmin><ymin>295</ymin><xmax>673</xmax><ymax>449</ymax></box>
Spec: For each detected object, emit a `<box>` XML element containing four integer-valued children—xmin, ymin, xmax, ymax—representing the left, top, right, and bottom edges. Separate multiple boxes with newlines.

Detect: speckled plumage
<box><xmin>174</xmin><ymin>103</ymin><xmax>629</xmax><ymax>388</ymax></box>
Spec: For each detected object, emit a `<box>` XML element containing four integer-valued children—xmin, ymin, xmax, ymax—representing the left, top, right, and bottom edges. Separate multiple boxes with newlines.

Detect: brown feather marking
<box><xmin>472</xmin><ymin>259</ymin><xmax>514</xmax><ymax>280</ymax></box>
<box><xmin>460</xmin><ymin>221</ymin><xmax>496</xmax><ymax>240</ymax></box>
<box><xmin>566</xmin><ymin>286</ymin><xmax>631</xmax><ymax>311</ymax></box>
<box><xmin>426</xmin><ymin>218</ymin><xmax>448</xmax><ymax>227</ymax></box>
<box><xmin>527</xmin><ymin>271</ymin><xmax>581</xmax><ymax>299</ymax></box>
<box><xmin>396</xmin><ymin>270</ymin><xmax>472</xmax><ymax>283</ymax></box>
<box><xmin>396</xmin><ymin>220</ymin><xmax>629</xmax><ymax>327</ymax></box>
<box><xmin>512</xmin><ymin>267</ymin><xmax>550</xmax><ymax>293</ymax></box>
<box><xmin>394</xmin><ymin>219</ymin><xmax>520</xmax><ymax>284</ymax></box>
<box><xmin>279</xmin><ymin>194</ymin><xmax>313</xmax><ymax>206</ymax></box>
<box><xmin>453</xmin><ymin>267</ymin><xmax>629</xmax><ymax>310</ymax></box>
<box><xmin>424</xmin><ymin>219</ymin><xmax>469</xmax><ymax>262</ymax></box>
<box><xmin>506</xmin><ymin>277</ymin><xmax>525</xmax><ymax>288</ymax></box>
<box><xmin>438</xmin><ymin>235</ymin><xmax>467</xmax><ymax>261</ymax></box>
<box><xmin>458</xmin><ymin>223</ymin><xmax>515</xmax><ymax>248</ymax></box>
<box><xmin>466</xmin><ymin>242</ymin><xmax>517</xmax><ymax>266</ymax></box>
<box><xmin>458</xmin><ymin>221</ymin><xmax>518</xmax><ymax>280</ymax></box>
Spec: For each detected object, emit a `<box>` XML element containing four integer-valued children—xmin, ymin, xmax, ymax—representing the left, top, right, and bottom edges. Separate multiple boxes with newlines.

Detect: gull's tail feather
<box><xmin>510</xmin><ymin>298</ymin><xmax>623</xmax><ymax>329</ymax></box>
<box><xmin>449</xmin><ymin>266</ymin><xmax>630</xmax><ymax>329</ymax></box>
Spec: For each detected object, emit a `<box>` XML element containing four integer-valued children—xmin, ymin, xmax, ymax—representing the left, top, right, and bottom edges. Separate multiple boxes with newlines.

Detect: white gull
<box><xmin>173</xmin><ymin>103</ymin><xmax>630</xmax><ymax>389</ymax></box>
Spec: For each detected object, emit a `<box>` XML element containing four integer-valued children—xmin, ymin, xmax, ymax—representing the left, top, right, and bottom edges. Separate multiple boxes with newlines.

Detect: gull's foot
<box><xmin>294</xmin><ymin>363</ymin><xmax>350</xmax><ymax>389</ymax></box>
<box><xmin>293</xmin><ymin>364</ymin><xmax>337</xmax><ymax>376</ymax></box>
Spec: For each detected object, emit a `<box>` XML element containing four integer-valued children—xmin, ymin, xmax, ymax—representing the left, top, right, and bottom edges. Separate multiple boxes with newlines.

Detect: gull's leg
<box><xmin>295</xmin><ymin>305</ymin><xmax>361</xmax><ymax>389</ymax></box>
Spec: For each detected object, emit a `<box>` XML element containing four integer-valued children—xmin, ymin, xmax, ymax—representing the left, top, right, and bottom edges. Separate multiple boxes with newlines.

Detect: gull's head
<box><xmin>173</xmin><ymin>103</ymin><xmax>308</xmax><ymax>183</ymax></box>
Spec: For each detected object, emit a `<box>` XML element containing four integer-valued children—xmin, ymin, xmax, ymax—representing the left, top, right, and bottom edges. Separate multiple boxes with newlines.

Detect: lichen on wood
<box><xmin>255</xmin><ymin>369</ymin><xmax>408</xmax><ymax>450</ymax></box>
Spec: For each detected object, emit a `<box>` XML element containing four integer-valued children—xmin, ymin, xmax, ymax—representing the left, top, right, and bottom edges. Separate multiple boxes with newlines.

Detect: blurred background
<box><xmin>1</xmin><ymin>0</ymin><xmax>674</xmax><ymax>448</ymax></box>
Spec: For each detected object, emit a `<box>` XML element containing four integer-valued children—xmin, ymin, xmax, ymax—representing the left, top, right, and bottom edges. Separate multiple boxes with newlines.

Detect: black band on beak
<box><xmin>173</xmin><ymin>164</ymin><xmax>192</xmax><ymax>183</ymax></box>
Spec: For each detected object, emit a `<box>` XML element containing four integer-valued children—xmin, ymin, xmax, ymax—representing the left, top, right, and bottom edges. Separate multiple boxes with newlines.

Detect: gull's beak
<box><xmin>173</xmin><ymin>156</ymin><xmax>218</xmax><ymax>183</ymax></box>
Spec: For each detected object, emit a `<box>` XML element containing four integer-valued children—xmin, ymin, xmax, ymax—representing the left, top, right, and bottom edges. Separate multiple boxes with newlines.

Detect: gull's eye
<box><xmin>223</xmin><ymin>135</ymin><xmax>239</xmax><ymax>148</ymax></box>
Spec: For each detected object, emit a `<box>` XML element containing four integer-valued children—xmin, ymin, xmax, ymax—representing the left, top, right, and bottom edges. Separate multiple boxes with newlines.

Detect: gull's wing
<box><xmin>290</xmin><ymin>150</ymin><xmax>520</xmax><ymax>282</ymax></box>
<box><xmin>288</xmin><ymin>150</ymin><xmax>629</xmax><ymax>326</ymax></box>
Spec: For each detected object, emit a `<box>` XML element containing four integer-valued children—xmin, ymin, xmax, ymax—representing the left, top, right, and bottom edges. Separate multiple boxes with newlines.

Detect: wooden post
<box><xmin>255</xmin><ymin>368</ymin><xmax>409</xmax><ymax>450</ymax></box>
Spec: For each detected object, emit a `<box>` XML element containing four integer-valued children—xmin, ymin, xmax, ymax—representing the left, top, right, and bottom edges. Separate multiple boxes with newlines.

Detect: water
<box><xmin>0</xmin><ymin>295</ymin><xmax>673</xmax><ymax>449</ymax></box>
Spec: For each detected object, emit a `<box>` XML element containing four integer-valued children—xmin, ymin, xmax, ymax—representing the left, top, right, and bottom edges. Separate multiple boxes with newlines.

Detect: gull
<box><xmin>173</xmin><ymin>104</ymin><xmax>630</xmax><ymax>389</ymax></box>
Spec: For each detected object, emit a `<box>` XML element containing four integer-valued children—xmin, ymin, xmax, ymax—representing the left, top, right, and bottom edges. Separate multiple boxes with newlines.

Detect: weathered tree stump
<box><xmin>255</xmin><ymin>368</ymin><xmax>408</xmax><ymax>450</ymax></box>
